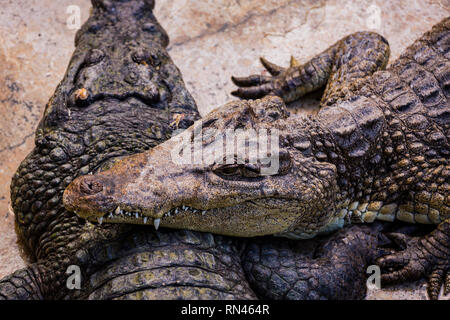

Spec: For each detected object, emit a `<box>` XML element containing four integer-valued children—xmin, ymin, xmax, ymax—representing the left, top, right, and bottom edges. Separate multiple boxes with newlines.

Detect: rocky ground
<box><xmin>0</xmin><ymin>0</ymin><xmax>448</xmax><ymax>299</ymax></box>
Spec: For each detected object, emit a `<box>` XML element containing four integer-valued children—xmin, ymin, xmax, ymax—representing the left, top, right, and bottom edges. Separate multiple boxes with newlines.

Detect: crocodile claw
<box><xmin>384</xmin><ymin>232</ymin><xmax>409</xmax><ymax>250</ymax></box>
<box><xmin>230</xmin><ymin>57</ymin><xmax>285</xmax><ymax>100</ymax></box>
<box><xmin>445</xmin><ymin>272</ymin><xmax>450</xmax><ymax>296</ymax></box>
<box><xmin>376</xmin><ymin>227</ymin><xmax>450</xmax><ymax>300</ymax></box>
<box><xmin>259</xmin><ymin>57</ymin><xmax>285</xmax><ymax>76</ymax></box>
<box><xmin>231</xmin><ymin>83</ymin><xmax>274</xmax><ymax>99</ymax></box>
<box><xmin>231</xmin><ymin>74</ymin><xmax>271</xmax><ymax>87</ymax></box>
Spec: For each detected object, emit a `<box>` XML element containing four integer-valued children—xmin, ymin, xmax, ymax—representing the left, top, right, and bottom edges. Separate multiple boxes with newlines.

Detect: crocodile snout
<box><xmin>63</xmin><ymin>174</ymin><xmax>116</xmax><ymax>219</ymax></box>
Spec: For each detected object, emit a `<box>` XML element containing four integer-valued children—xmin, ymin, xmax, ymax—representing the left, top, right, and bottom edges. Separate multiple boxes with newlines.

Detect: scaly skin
<box><xmin>0</xmin><ymin>0</ymin><xmax>395</xmax><ymax>300</ymax></box>
<box><xmin>1</xmin><ymin>0</ymin><xmax>252</xmax><ymax>300</ymax></box>
<box><xmin>64</xmin><ymin>18</ymin><xmax>450</xmax><ymax>299</ymax></box>
<box><xmin>242</xmin><ymin>222</ymin><xmax>395</xmax><ymax>300</ymax></box>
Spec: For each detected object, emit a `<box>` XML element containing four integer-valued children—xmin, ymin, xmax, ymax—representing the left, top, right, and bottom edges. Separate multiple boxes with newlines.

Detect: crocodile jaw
<box><xmin>80</xmin><ymin>201</ymin><xmax>299</xmax><ymax>237</ymax></box>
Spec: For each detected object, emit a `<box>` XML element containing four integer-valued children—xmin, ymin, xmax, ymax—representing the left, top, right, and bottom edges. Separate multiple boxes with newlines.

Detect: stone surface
<box><xmin>0</xmin><ymin>0</ymin><xmax>448</xmax><ymax>299</ymax></box>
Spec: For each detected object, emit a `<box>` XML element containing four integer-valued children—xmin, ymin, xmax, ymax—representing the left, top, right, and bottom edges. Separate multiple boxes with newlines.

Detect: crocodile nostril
<box><xmin>80</xmin><ymin>179</ymin><xmax>103</xmax><ymax>195</ymax></box>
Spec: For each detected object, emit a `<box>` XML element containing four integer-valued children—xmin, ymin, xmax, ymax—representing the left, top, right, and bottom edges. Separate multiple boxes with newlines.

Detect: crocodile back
<box><xmin>365</xmin><ymin>17</ymin><xmax>449</xmax><ymax>223</ymax></box>
<box><xmin>315</xmin><ymin>18</ymin><xmax>449</xmax><ymax>226</ymax></box>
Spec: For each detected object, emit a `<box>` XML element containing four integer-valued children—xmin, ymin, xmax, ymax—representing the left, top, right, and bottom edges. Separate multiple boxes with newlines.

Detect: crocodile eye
<box><xmin>132</xmin><ymin>49</ymin><xmax>149</xmax><ymax>64</ymax></box>
<box><xmin>86</xmin><ymin>49</ymin><xmax>105</xmax><ymax>65</ymax></box>
<box><xmin>215</xmin><ymin>165</ymin><xmax>240</xmax><ymax>176</ymax></box>
<box><xmin>214</xmin><ymin>164</ymin><xmax>261</xmax><ymax>178</ymax></box>
<box><xmin>241</xmin><ymin>164</ymin><xmax>260</xmax><ymax>178</ymax></box>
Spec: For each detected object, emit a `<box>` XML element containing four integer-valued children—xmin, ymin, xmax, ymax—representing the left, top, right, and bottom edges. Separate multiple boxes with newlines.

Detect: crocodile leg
<box><xmin>376</xmin><ymin>219</ymin><xmax>449</xmax><ymax>300</ymax></box>
<box><xmin>0</xmin><ymin>265</ymin><xmax>43</xmax><ymax>300</ymax></box>
<box><xmin>241</xmin><ymin>223</ymin><xmax>390</xmax><ymax>300</ymax></box>
<box><xmin>231</xmin><ymin>31</ymin><xmax>390</xmax><ymax>106</ymax></box>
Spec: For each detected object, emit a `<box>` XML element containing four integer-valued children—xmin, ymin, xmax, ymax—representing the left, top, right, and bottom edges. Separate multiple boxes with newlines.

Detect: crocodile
<box><xmin>64</xmin><ymin>13</ymin><xmax>450</xmax><ymax>300</ymax></box>
<box><xmin>0</xmin><ymin>0</ymin><xmax>403</xmax><ymax>300</ymax></box>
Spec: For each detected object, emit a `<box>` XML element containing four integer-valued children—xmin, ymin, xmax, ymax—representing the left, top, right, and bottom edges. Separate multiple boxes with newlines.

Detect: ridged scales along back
<box><xmin>313</xmin><ymin>18</ymin><xmax>449</xmax><ymax>227</ymax></box>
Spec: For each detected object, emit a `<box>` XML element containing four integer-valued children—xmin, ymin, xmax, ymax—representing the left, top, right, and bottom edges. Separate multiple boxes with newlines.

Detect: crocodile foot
<box><xmin>230</xmin><ymin>57</ymin><xmax>286</xmax><ymax>99</ymax></box>
<box><xmin>376</xmin><ymin>223</ymin><xmax>450</xmax><ymax>300</ymax></box>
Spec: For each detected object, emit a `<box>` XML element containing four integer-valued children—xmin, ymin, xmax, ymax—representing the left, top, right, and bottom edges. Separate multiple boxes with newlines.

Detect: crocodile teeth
<box><xmin>202</xmin><ymin>210</ymin><xmax>206</xmax><ymax>215</ymax></box>
<box><xmin>98</xmin><ymin>217</ymin><xmax>103</xmax><ymax>225</ymax></box>
<box><xmin>143</xmin><ymin>217</ymin><xmax>148</xmax><ymax>224</ymax></box>
<box><xmin>154</xmin><ymin>218</ymin><xmax>160</xmax><ymax>230</ymax></box>
<box><xmin>115</xmin><ymin>206</ymin><xmax>121</xmax><ymax>215</ymax></box>
<box><xmin>135</xmin><ymin>212</ymin><xmax>139</xmax><ymax>218</ymax></box>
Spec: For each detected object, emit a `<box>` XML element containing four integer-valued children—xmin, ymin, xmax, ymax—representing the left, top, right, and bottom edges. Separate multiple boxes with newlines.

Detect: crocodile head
<box><xmin>64</xmin><ymin>96</ymin><xmax>339</xmax><ymax>238</ymax></box>
<box><xmin>10</xmin><ymin>0</ymin><xmax>201</xmax><ymax>263</ymax></box>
